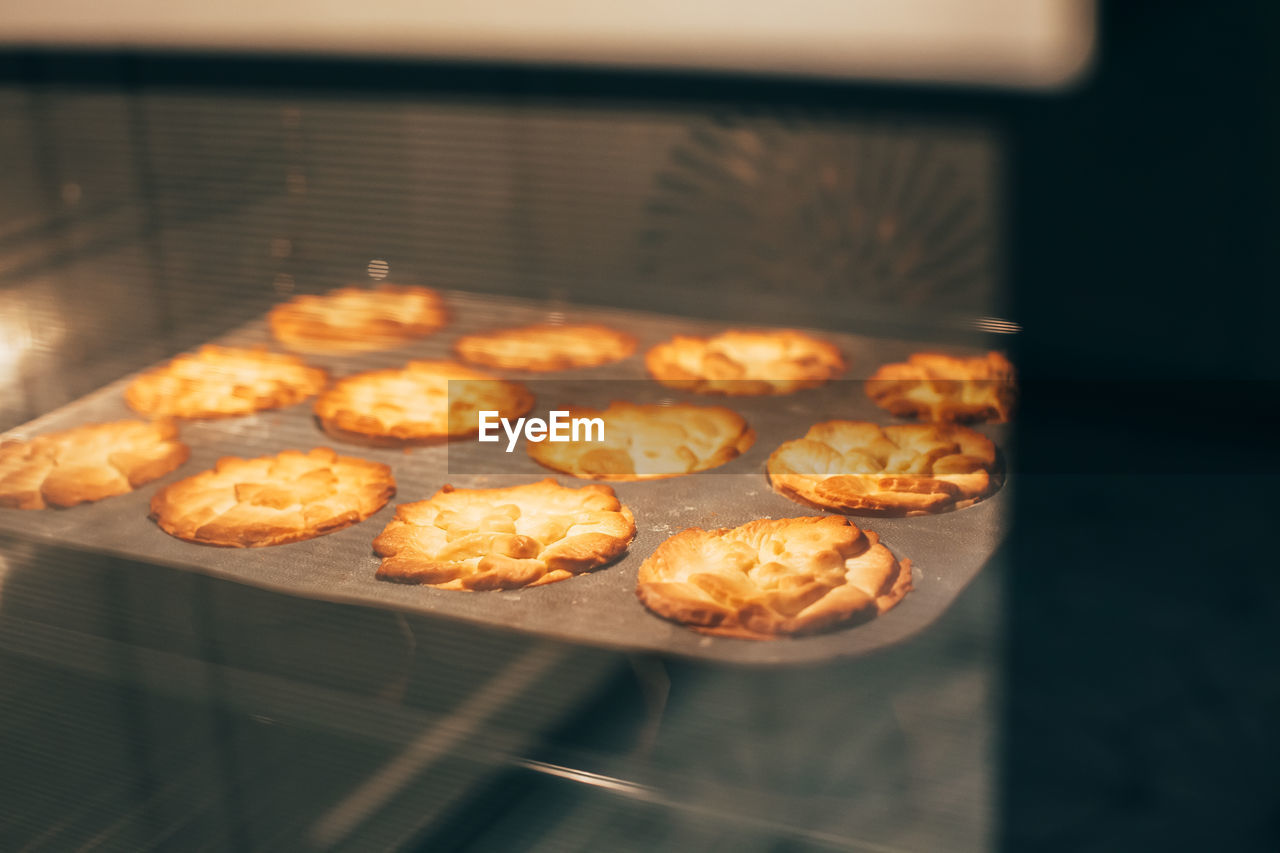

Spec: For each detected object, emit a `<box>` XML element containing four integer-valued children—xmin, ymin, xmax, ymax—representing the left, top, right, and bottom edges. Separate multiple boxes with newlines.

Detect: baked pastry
<box><xmin>125</xmin><ymin>346</ymin><xmax>328</xmax><ymax>419</ymax></box>
<box><xmin>767</xmin><ymin>420</ymin><xmax>999</xmax><ymax>516</ymax></box>
<box><xmin>866</xmin><ymin>351</ymin><xmax>1015</xmax><ymax>423</ymax></box>
<box><xmin>527</xmin><ymin>401</ymin><xmax>754</xmax><ymax>480</ymax></box>
<box><xmin>150</xmin><ymin>447</ymin><xmax>394</xmax><ymax>547</ymax></box>
<box><xmin>314</xmin><ymin>360</ymin><xmax>533</xmax><ymax>446</ymax></box>
<box><xmin>645</xmin><ymin>329</ymin><xmax>844</xmax><ymax>395</ymax></box>
<box><xmin>454</xmin><ymin>324</ymin><xmax>636</xmax><ymax>371</ymax></box>
<box><xmin>269</xmin><ymin>284</ymin><xmax>448</xmax><ymax>352</ymax></box>
<box><xmin>0</xmin><ymin>419</ymin><xmax>189</xmax><ymax>510</ymax></box>
<box><xmin>637</xmin><ymin>515</ymin><xmax>911</xmax><ymax>639</ymax></box>
<box><xmin>374</xmin><ymin>478</ymin><xmax>635</xmax><ymax>590</ymax></box>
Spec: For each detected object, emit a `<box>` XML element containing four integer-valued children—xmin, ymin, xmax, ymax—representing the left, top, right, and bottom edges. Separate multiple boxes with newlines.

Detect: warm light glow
<box><xmin>0</xmin><ymin>321</ymin><xmax>32</xmax><ymax>380</ymax></box>
<box><xmin>0</xmin><ymin>291</ymin><xmax>64</xmax><ymax>389</ymax></box>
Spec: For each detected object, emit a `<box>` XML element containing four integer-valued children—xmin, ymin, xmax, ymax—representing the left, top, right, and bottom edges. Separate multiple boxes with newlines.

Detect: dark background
<box><xmin>1004</xmin><ymin>2</ymin><xmax>1277</xmax><ymax>850</ymax></box>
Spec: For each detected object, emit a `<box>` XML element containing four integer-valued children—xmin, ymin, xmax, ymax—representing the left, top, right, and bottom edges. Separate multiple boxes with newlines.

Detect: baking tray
<box><xmin>0</xmin><ymin>290</ymin><xmax>1008</xmax><ymax>665</ymax></box>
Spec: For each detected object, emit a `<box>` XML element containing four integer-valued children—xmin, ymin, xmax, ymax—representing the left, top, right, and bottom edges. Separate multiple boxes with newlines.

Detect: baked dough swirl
<box><xmin>527</xmin><ymin>401</ymin><xmax>754</xmax><ymax>480</ymax></box>
<box><xmin>150</xmin><ymin>447</ymin><xmax>394</xmax><ymax>547</ymax></box>
<box><xmin>645</xmin><ymin>329</ymin><xmax>844</xmax><ymax>395</ymax></box>
<box><xmin>314</xmin><ymin>360</ymin><xmax>533</xmax><ymax>446</ymax></box>
<box><xmin>374</xmin><ymin>479</ymin><xmax>635</xmax><ymax>590</ymax></box>
<box><xmin>866</xmin><ymin>351</ymin><xmax>1015</xmax><ymax>423</ymax></box>
<box><xmin>269</xmin><ymin>285</ymin><xmax>448</xmax><ymax>352</ymax></box>
<box><xmin>0</xmin><ymin>419</ymin><xmax>189</xmax><ymax>510</ymax></box>
<box><xmin>767</xmin><ymin>420</ymin><xmax>999</xmax><ymax>516</ymax></box>
<box><xmin>125</xmin><ymin>346</ymin><xmax>328</xmax><ymax>419</ymax></box>
<box><xmin>455</xmin><ymin>324</ymin><xmax>635</xmax><ymax>371</ymax></box>
<box><xmin>637</xmin><ymin>515</ymin><xmax>911</xmax><ymax>639</ymax></box>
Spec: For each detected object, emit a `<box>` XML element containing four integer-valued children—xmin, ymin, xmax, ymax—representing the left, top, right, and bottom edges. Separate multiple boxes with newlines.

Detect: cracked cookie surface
<box><xmin>527</xmin><ymin>401</ymin><xmax>754</xmax><ymax>480</ymax></box>
<box><xmin>125</xmin><ymin>346</ymin><xmax>328</xmax><ymax>419</ymax></box>
<box><xmin>150</xmin><ymin>447</ymin><xmax>394</xmax><ymax>547</ymax></box>
<box><xmin>0</xmin><ymin>419</ymin><xmax>189</xmax><ymax>510</ymax></box>
<box><xmin>866</xmin><ymin>351</ymin><xmax>1015</xmax><ymax>423</ymax></box>
<box><xmin>374</xmin><ymin>479</ymin><xmax>635</xmax><ymax>590</ymax></box>
<box><xmin>637</xmin><ymin>515</ymin><xmax>911</xmax><ymax>639</ymax></box>
<box><xmin>455</xmin><ymin>324</ymin><xmax>636</xmax><ymax>371</ymax></box>
<box><xmin>314</xmin><ymin>360</ymin><xmax>533</xmax><ymax>446</ymax></box>
<box><xmin>645</xmin><ymin>329</ymin><xmax>844</xmax><ymax>395</ymax></box>
<box><xmin>767</xmin><ymin>420</ymin><xmax>999</xmax><ymax>516</ymax></box>
<box><xmin>269</xmin><ymin>285</ymin><xmax>448</xmax><ymax>352</ymax></box>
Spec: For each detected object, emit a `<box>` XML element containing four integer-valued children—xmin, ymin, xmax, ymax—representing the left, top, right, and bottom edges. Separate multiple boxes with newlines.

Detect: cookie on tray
<box><xmin>269</xmin><ymin>284</ymin><xmax>448</xmax><ymax>352</ymax></box>
<box><xmin>150</xmin><ymin>447</ymin><xmax>394</xmax><ymax>547</ymax></box>
<box><xmin>314</xmin><ymin>360</ymin><xmax>533</xmax><ymax>446</ymax></box>
<box><xmin>0</xmin><ymin>419</ymin><xmax>189</xmax><ymax>510</ymax></box>
<box><xmin>454</xmin><ymin>324</ymin><xmax>636</xmax><ymax>372</ymax></box>
<box><xmin>125</xmin><ymin>345</ymin><xmax>328</xmax><ymax>419</ymax></box>
<box><xmin>645</xmin><ymin>329</ymin><xmax>844</xmax><ymax>395</ymax></box>
<box><xmin>527</xmin><ymin>401</ymin><xmax>754</xmax><ymax>480</ymax></box>
<box><xmin>767</xmin><ymin>420</ymin><xmax>999</xmax><ymax>516</ymax></box>
<box><xmin>637</xmin><ymin>515</ymin><xmax>911</xmax><ymax>639</ymax></box>
<box><xmin>374</xmin><ymin>478</ymin><xmax>635</xmax><ymax>590</ymax></box>
<box><xmin>866</xmin><ymin>351</ymin><xmax>1015</xmax><ymax>423</ymax></box>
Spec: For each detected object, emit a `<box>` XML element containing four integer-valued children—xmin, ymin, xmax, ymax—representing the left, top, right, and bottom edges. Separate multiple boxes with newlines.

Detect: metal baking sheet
<box><xmin>0</xmin><ymin>291</ymin><xmax>1008</xmax><ymax>665</ymax></box>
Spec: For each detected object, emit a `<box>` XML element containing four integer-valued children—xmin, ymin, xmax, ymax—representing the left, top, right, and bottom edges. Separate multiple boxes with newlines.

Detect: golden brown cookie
<box><xmin>767</xmin><ymin>420</ymin><xmax>999</xmax><ymax>516</ymax></box>
<box><xmin>645</xmin><ymin>329</ymin><xmax>844</xmax><ymax>395</ymax></box>
<box><xmin>527</xmin><ymin>401</ymin><xmax>754</xmax><ymax>480</ymax></box>
<box><xmin>150</xmin><ymin>447</ymin><xmax>394</xmax><ymax>547</ymax></box>
<box><xmin>866</xmin><ymin>351</ymin><xmax>1015</xmax><ymax>423</ymax></box>
<box><xmin>637</xmin><ymin>515</ymin><xmax>911</xmax><ymax>639</ymax></box>
<box><xmin>0</xmin><ymin>419</ymin><xmax>189</xmax><ymax>510</ymax></box>
<box><xmin>314</xmin><ymin>360</ymin><xmax>534</xmax><ymax>446</ymax></box>
<box><xmin>374</xmin><ymin>478</ymin><xmax>635</xmax><ymax>590</ymax></box>
<box><xmin>454</xmin><ymin>324</ymin><xmax>636</xmax><ymax>371</ymax></box>
<box><xmin>269</xmin><ymin>284</ymin><xmax>448</xmax><ymax>352</ymax></box>
<box><xmin>125</xmin><ymin>346</ymin><xmax>328</xmax><ymax>419</ymax></box>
